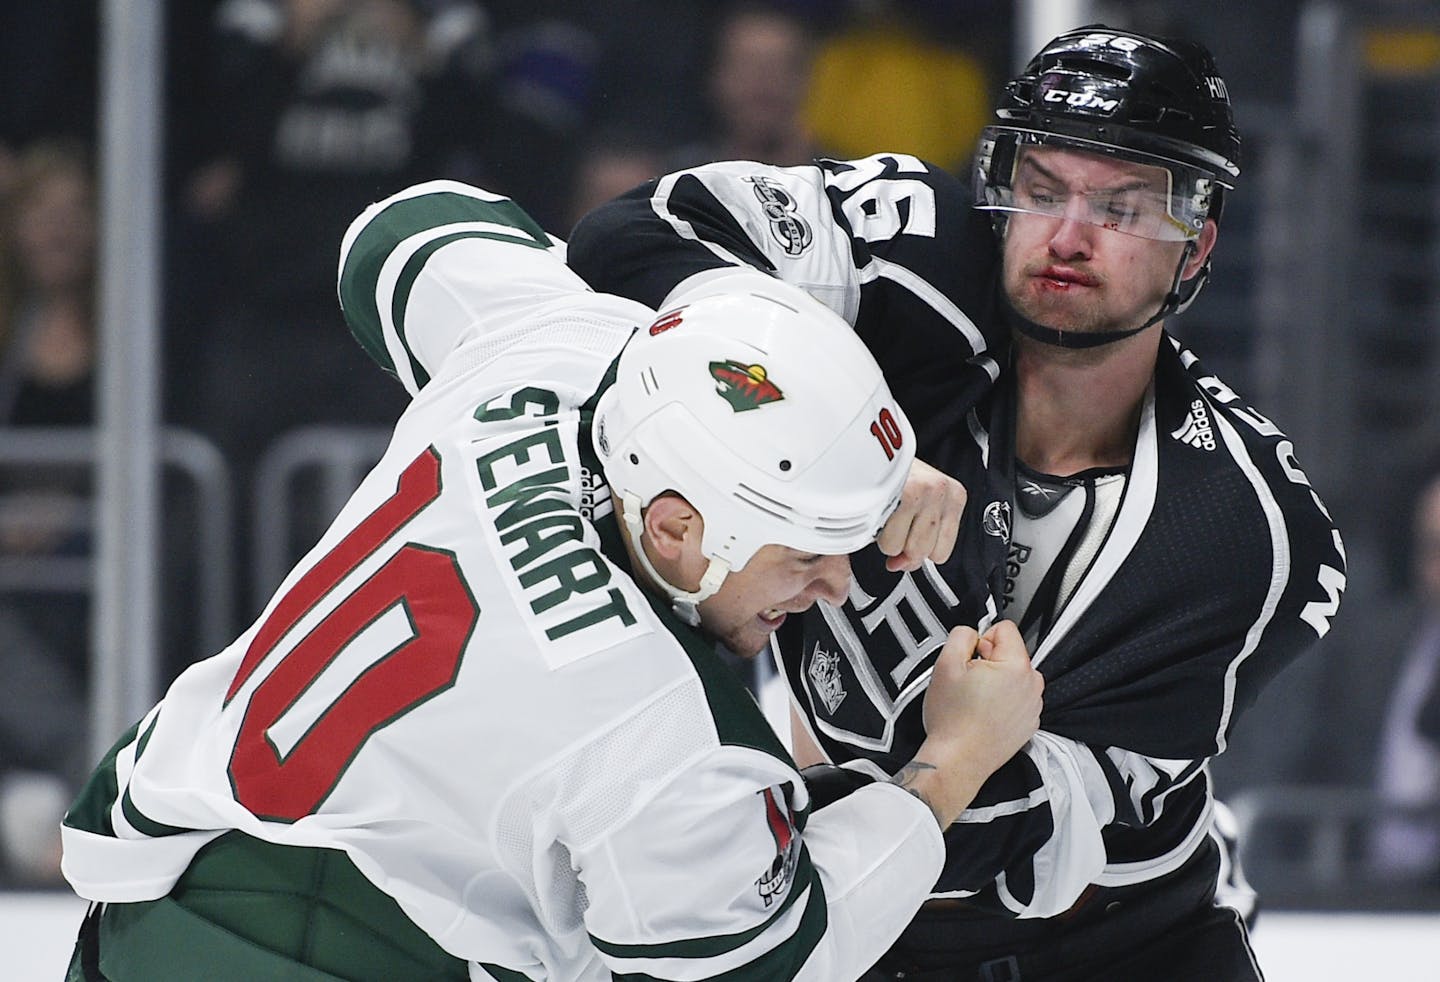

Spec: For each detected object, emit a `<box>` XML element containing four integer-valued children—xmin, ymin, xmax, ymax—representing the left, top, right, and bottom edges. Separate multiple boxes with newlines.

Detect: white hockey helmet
<box><xmin>593</xmin><ymin>276</ymin><xmax>913</xmax><ymax>620</ymax></box>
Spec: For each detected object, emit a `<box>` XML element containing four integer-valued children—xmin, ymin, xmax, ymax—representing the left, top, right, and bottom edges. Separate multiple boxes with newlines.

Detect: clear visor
<box><xmin>974</xmin><ymin>127</ymin><xmax>1216</xmax><ymax>242</ymax></box>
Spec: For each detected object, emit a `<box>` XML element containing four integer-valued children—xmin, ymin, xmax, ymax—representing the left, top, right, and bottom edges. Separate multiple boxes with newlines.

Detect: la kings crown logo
<box><xmin>807</xmin><ymin>641</ymin><xmax>847</xmax><ymax>714</ymax></box>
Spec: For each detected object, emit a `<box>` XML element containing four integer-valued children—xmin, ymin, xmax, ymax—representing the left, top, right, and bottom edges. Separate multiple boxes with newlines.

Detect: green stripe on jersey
<box><xmin>121</xmin><ymin>786</ymin><xmax>194</xmax><ymax>837</ymax></box>
<box><xmin>63</xmin><ymin>719</ymin><xmax>145</xmax><ymax>837</ymax></box>
<box><xmin>591</xmin><ymin>850</ymin><xmax>819</xmax><ymax>960</ymax></box>
<box><xmin>339</xmin><ymin>190</ymin><xmax>552</xmax><ymax>381</ymax></box>
<box><xmin>66</xmin><ymin>713</ymin><xmax>198</xmax><ymax>839</ymax></box>
<box><xmin>477</xmin><ymin>966</ymin><xmax>537</xmax><ymax>982</ymax></box>
<box><xmin>599</xmin><ymin>860</ymin><xmax>827</xmax><ymax>979</ymax></box>
<box><xmin>632</xmin><ymin>586</ymin><xmax>799</xmax><ymax>770</ymax></box>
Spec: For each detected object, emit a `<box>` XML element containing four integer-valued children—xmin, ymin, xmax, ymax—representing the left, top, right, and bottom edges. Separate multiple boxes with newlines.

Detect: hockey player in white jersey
<box><xmin>59</xmin><ymin>181</ymin><xmax>1043</xmax><ymax>981</ymax></box>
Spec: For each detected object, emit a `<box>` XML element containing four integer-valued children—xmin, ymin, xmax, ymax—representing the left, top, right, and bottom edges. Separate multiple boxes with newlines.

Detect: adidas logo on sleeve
<box><xmin>1171</xmin><ymin>398</ymin><xmax>1216</xmax><ymax>451</ymax></box>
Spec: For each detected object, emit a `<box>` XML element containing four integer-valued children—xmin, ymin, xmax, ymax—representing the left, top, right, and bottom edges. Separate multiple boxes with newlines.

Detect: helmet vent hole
<box><xmin>629</xmin><ymin>453</ymin><xmax>639</xmax><ymax>465</ymax></box>
<box><xmin>1053</xmin><ymin>57</ymin><xmax>1131</xmax><ymax>81</ymax></box>
<box><xmin>779</xmin><ymin>459</ymin><xmax>792</xmax><ymax>472</ymax></box>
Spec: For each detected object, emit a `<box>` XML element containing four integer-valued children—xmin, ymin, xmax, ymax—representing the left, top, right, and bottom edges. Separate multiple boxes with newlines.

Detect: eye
<box><xmin>1099</xmin><ymin>189</ymin><xmax>1149</xmax><ymax>222</ymax></box>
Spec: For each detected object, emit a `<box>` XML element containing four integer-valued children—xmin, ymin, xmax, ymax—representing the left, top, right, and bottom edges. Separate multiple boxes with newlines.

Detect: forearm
<box><xmin>890</xmin><ymin>737</ymin><xmax>1000</xmax><ymax>830</ymax></box>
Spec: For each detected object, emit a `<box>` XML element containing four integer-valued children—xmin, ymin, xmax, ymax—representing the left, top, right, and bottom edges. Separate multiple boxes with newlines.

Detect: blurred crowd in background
<box><xmin>2</xmin><ymin>0</ymin><xmax>1439</xmax><ymax>918</ymax></box>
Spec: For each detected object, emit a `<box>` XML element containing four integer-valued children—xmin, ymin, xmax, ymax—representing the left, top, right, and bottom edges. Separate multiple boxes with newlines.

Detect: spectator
<box><xmin>668</xmin><ymin>2</ymin><xmax>821</xmax><ymax>170</ymax></box>
<box><xmin>0</xmin><ymin>3</ymin><xmax>98</xmax><ymax>191</ymax></box>
<box><xmin>169</xmin><ymin>0</ymin><xmax>494</xmax><ymax>613</ymax></box>
<box><xmin>802</xmin><ymin>0</ymin><xmax>993</xmax><ymax>174</ymax></box>
<box><xmin>1371</xmin><ymin>464</ymin><xmax>1440</xmax><ymax>883</ymax></box>
<box><xmin>0</xmin><ymin>138</ymin><xmax>98</xmax><ymax>886</ymax></box>
<box><xmin>0</xmin><ymin>140</ymin><xmax>96</xmax><ymax>426</ymax></box>
<box><xmin>564</xmin><ymin>129</ymin><xmax>665</xmax><ymax>235</ymax></box>
<box><xmin>480</xmin><ymin>6</ymin><xmax>602</xmax><ymax>229</ymax></box>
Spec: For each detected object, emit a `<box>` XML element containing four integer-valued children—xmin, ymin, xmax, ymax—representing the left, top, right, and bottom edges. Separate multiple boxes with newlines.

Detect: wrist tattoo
<box><xmin>890</xmin><ymin>761</ymin><xmax>944</xmax><ymax>826</ymax></box>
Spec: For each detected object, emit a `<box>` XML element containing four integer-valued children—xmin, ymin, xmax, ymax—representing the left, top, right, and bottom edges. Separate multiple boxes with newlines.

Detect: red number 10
<box><xmin>869</xmin><ymin>407</ymin><xmax>904</xmax><ymax>460</ymax></box>
<box><xmin>226</xmin><ymin>448</ymin><xmax>479</xmax><ymax>821</ymax></box>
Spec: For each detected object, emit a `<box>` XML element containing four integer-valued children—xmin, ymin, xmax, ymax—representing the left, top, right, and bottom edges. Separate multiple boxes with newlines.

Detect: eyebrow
<box><xmin>1018</xmin><ymin>155</ymin><xmax>1152</xmax><ymax>195</ymax></box>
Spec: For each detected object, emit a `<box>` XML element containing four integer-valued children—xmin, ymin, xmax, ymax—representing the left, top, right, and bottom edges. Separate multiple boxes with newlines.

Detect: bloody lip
<box><xmin>1034</xmin><ymin>266</ymin><xmax>1100</xmax><ymax>289</ymax></box>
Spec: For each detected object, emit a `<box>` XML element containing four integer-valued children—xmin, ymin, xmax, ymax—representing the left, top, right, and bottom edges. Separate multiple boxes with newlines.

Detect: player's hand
<box><xmin>891</xmin><ymin>622</ymin><xmax>1042</xmax><ymax>828</ymax></box>
<box><xmin>875</xmin><ymin>458</ymin><xmax>967</xmax><ymax>573</ymax></box>
<box><xmin>923</xmin><ymin>622</ymin><xmax>1043</xmax><ymax>779</ymax></box>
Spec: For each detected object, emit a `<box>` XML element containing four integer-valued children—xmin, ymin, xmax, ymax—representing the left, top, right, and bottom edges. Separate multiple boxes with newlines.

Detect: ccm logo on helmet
<box><xmin>1043</xmin><ymin>88</ymin><xmax>1119</xmax><ymax>112</ymax></box>
<box><xmin>1076</xmin><ymin>32</ymin><xmax>1144</xmax><ymax>53</ymax></box>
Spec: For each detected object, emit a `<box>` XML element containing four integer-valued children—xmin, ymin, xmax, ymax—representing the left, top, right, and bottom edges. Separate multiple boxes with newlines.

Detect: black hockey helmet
<box><xmin>976</xmin><ymin>26</ymin><xmax>1242</xmax><ymax>345</ymax></box>
<box><xmin>976</xmin><ymin>25</ymin><xmax>1241</xmax><ymax>237</ymax></box>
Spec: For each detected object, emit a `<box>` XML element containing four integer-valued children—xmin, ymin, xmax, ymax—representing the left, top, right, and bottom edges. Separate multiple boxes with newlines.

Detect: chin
<box><xmin>1018</xmin><ymin>295</ymin><xmax>1090</xmax><ymax>329</ymax></box>
<box><xmin>727</xmin><ymin>639</ymin><xmax>765</xmax><ymax>660</ymax></box>
<box><xmin>721</xmin><ymin>629</ymin><xmax>769</xmax><ymax>660</ymax></box>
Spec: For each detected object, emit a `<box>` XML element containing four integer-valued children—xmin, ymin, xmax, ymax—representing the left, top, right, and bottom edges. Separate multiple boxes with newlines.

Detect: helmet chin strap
<box><xmin>1007</xmin><ymin>241</ymin><xmax>1201</xmax><ymax>349</ymax></box>
<box><xmin>620</xmin><ymin>491</ymin><xmax>730</xmax><ymax>627</ymax></box>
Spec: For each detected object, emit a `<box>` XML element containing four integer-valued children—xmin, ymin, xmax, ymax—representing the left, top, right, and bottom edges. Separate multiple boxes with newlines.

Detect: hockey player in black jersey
<box><xmin>568</xmin><ymin>24</ymin><xmax>1347</xmax><ymax>982</ymax></box>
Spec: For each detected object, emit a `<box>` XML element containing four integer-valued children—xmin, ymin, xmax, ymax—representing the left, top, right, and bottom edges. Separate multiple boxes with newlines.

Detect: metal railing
<box><xmin>1230</xmin><ymin>784</ymin><xmax>1440</xmax><ymax>910</ymax></box>
<box><xmin>250</xmin><ymin>425</ymin><xmax>391</xmax><ymax>611</ymax></box>
<box><xmin>0</xmin><ymin>426</ymin><xmax>235</xmax><ymax>670</ymax></box>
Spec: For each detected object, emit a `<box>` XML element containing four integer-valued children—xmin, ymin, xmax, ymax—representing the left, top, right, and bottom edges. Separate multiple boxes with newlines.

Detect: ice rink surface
<box><xmin>3</xmin><ymin>891</ymin><xmax>1438</xmax><ymax>981</ymax></box>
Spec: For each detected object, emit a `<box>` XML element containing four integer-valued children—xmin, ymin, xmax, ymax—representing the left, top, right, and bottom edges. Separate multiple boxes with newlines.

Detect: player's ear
<box><xmin>1182</xmin><ymin>219</ymin><xmax>1219</xmax><ymax>280</ymax></box>
<box><xmin>642</xmin><ymin>493</ymin><xmax>703</xmax><ymax>561</ymax></box>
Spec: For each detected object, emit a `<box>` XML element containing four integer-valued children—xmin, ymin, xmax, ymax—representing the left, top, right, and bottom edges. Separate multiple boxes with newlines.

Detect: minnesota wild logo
<box><xmin>709</xmin><ymin>360</ymin><xmax>784</xmax><ymax>412</ymax></box>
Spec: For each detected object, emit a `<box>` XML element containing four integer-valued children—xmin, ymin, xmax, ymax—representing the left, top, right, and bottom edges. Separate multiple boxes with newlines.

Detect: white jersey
<box><xmin>61</xmin><ymin>181</ymin><xmax>944</xmax><ymax>980</ymax></box>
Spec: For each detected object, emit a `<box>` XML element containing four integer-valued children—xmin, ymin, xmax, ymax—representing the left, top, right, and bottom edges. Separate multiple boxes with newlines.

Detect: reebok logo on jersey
<box><xmin>746</xmin><ymin>175</ymin><xmax>813</xmax><ymax>256</ymax></box>
<box><xmin>756</xmin><ymin>786</ymin><xmax>801</xmax><ymax>907</ymax></box>
<box><xmin>1002</xmin><ymin>541</ymin><xmax>1032</xmax><ymax>612</ymax></box>
<box><xmin>710</xmin><ymin>361</ymin><xmax>784</xmax><ymax>412</ymax></box>
<box><xmin>1018</xmin><ymin>476</ymin><xmax>1073</xmax><ymax>520</ymax></box>
<box><xmin>807</xmin><ymin>641</ymin><xmax>847</xmax><ymax>714</ymax></box>
<box><xmin>1171</xmin><ymin>398</ymin><xmax>1216</xmax><ymax>451</ymax></box>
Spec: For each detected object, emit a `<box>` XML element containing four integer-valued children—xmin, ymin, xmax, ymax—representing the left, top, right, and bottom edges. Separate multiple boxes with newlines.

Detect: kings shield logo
<box><xmin>756</xmin><ymin>786</ymin><xmax>801</xmax><ymax>907</ymax></box>
<box><xmin>710</xmin><ymin>360</ymin><xmax>784</xmax><ymax>412</ymax></box>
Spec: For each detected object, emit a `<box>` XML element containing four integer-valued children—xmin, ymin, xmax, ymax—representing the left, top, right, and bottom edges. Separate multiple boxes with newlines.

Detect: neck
<box><xmin>1013</xmin><ymin>328</ymin><xmax>1159</xmax><ymax>476</ymax></box>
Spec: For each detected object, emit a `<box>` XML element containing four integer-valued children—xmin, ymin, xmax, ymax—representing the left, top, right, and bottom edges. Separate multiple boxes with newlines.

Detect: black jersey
<box><xmin>569</xmin><ymin>155</ymin><xmax>1347</xmax><ymax>920</ymax></box>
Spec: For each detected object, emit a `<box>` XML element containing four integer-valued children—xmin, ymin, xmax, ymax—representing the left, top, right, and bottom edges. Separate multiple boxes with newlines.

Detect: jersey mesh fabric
<box><xmin>448</xmin><ymin>312</ymin><xmax>638</xmax><ymax>381</ymax></box>
<box><xmin>494</xmin><ymin>680</ymin><xmax>714</xmax><ymax>931</ymax></box>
